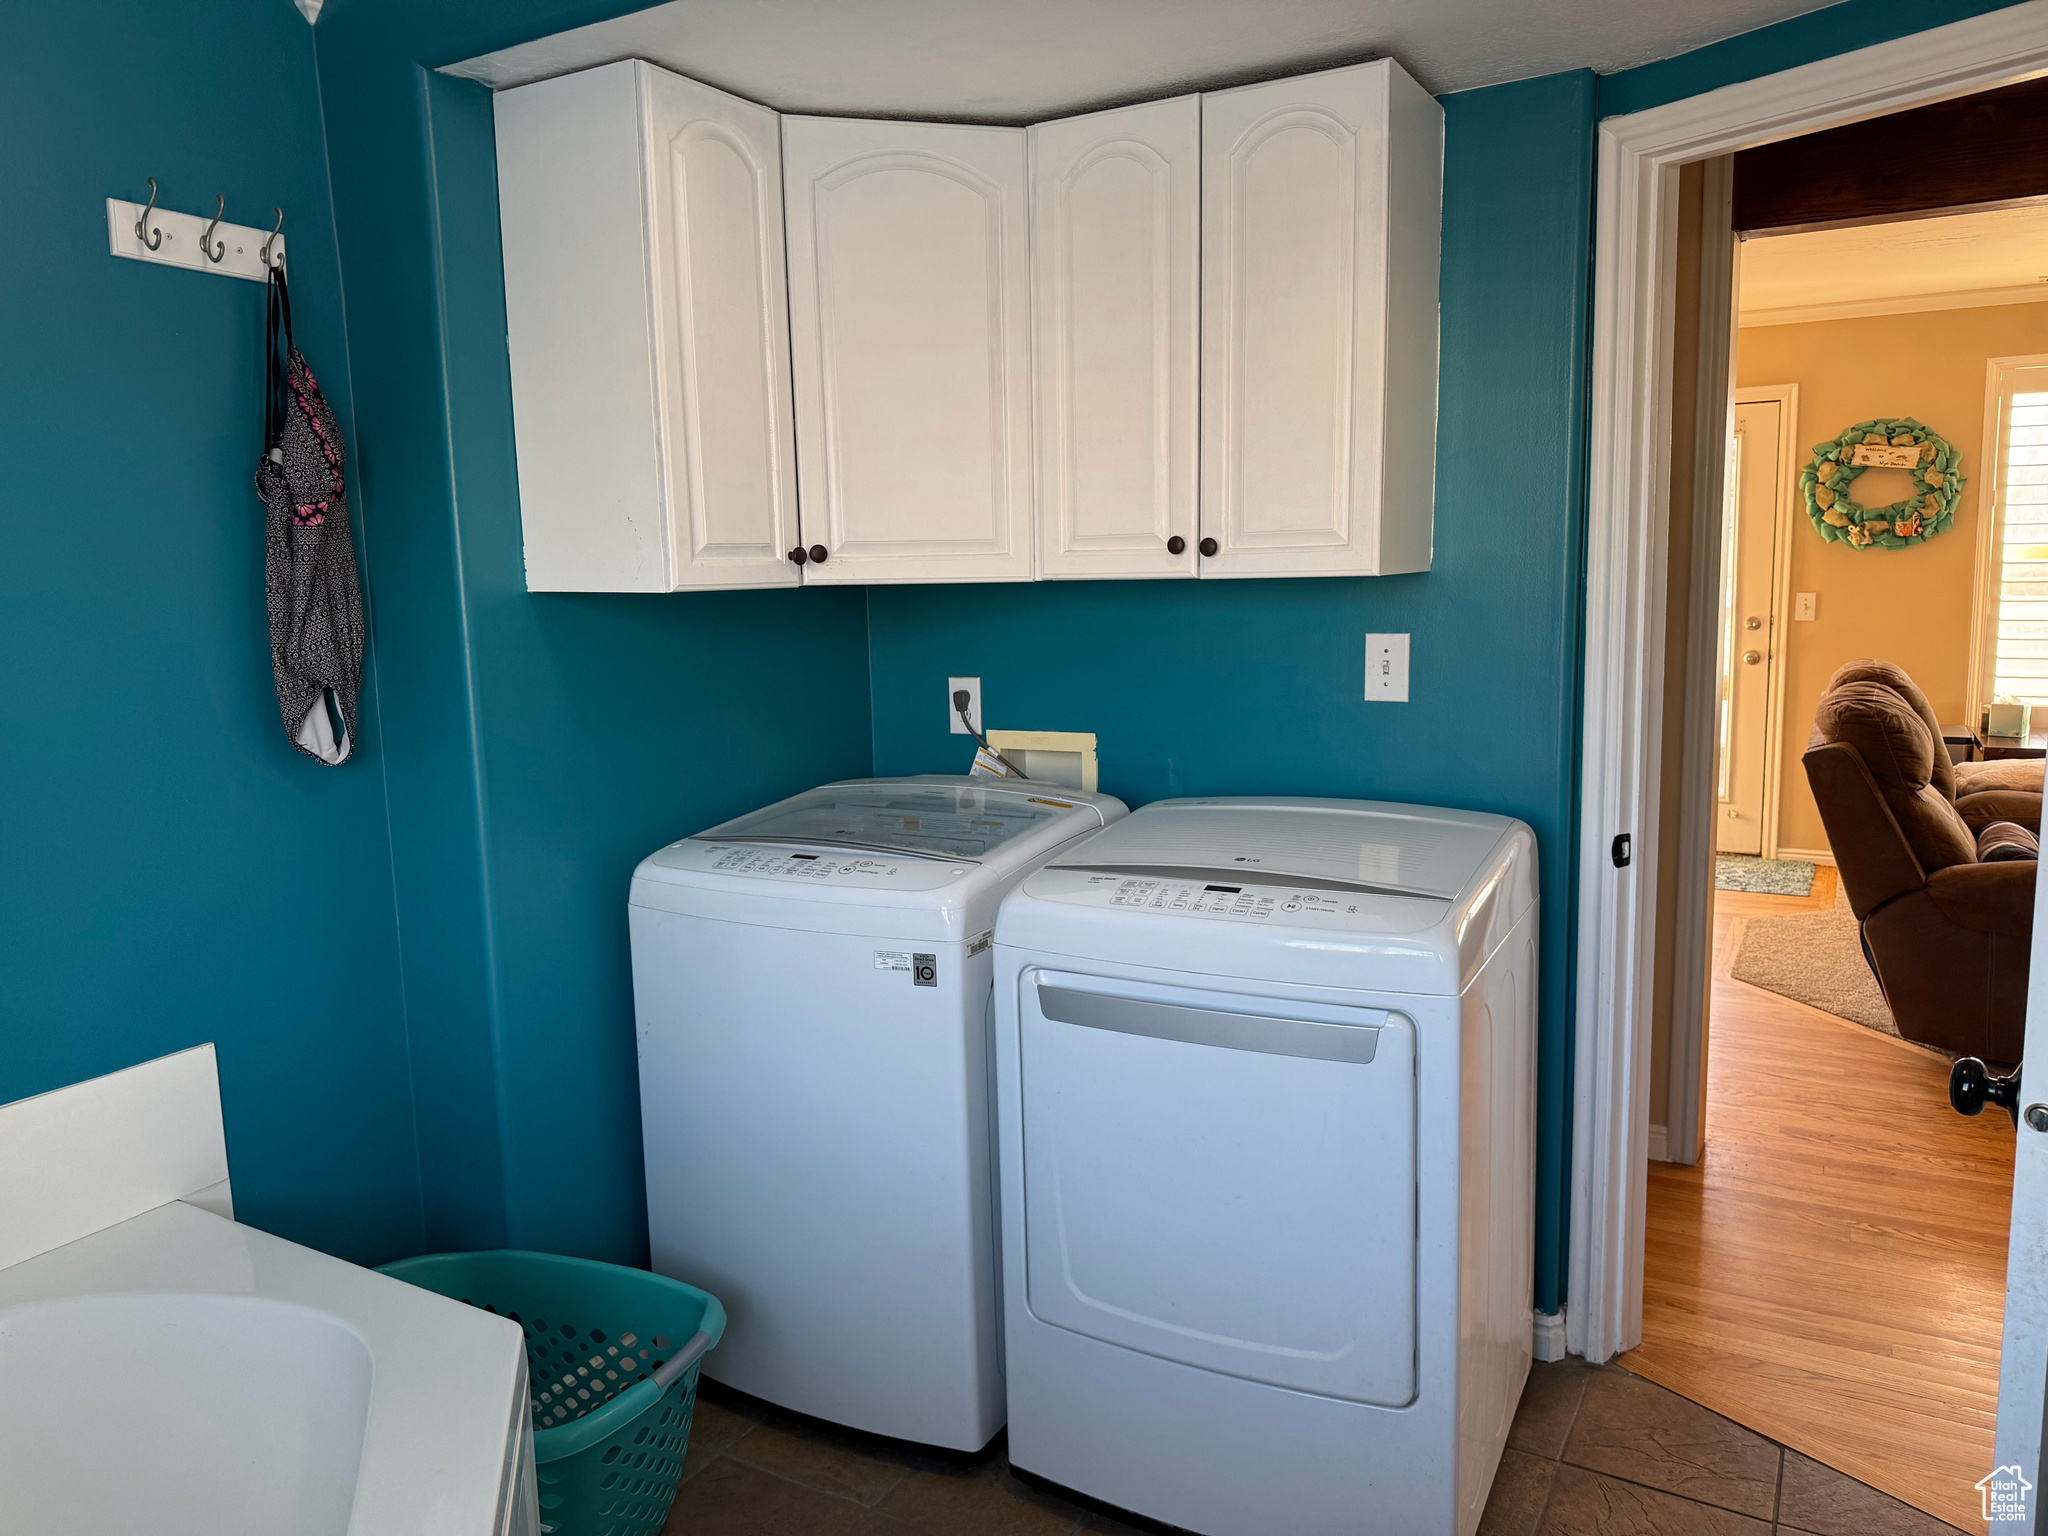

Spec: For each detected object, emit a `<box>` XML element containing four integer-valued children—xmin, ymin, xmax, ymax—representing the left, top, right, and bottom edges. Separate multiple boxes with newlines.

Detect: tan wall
<box><xmin>1735</xmin><ymin>300</ymin><xmax>2048</xmax><ymax>855</ymax></box>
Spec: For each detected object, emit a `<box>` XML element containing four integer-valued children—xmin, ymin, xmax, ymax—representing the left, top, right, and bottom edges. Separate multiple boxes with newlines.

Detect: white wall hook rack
<box><xmin>107</xmin><ymin>187</ymin><xmax>285</xmax><ymax>282</ymax></box>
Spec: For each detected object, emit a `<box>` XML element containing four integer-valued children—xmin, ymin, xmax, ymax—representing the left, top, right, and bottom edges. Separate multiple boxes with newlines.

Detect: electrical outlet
<box><xmin>1795</xmin><ymin>592</ymin><xmax>1818</xmax><ymax>621</ymax></box>
<box><xmin>948</xmin><ymin>677</ymin><xmax>982</xmax><ymax>735</ymax></box>
<box><xmin>1365</xmin><ymin>635</ymin><xmax>1410</xmax><ymax>703</ymax></box>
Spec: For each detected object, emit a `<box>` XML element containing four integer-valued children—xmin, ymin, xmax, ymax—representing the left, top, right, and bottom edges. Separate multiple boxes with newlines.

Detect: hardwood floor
<box><xmin>1621</xmin><ymin>867</ymin><xmax>2015</xmax><ymax>1533</ymax></box>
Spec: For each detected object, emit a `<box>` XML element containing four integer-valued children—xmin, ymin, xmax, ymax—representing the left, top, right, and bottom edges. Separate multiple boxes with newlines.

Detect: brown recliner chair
<box><xmin>1803</xmin><ymin>662</ymin><xmax>2036</xmax><ymax>1062</ymax></box>
<box><xmin>1823</xmin><ymin>659</ymin><xmax>2043</xmax><ymax>833</ymax></box>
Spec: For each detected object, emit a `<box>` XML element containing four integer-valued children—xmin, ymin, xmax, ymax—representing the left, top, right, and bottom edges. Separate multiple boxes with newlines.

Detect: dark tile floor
<box><xmin>660</xmin><ymin>1359</ymin><xmax>1966</xmax><ymax>1535</ymax></box>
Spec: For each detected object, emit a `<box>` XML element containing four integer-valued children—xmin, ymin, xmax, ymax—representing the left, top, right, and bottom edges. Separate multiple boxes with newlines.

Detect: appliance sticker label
<box><xmin>875</xmin><ymin>951</ymin><xmax>912</xmax><ymax>971</ymax></box>
<box><xmin>913</xmin><ymin>953</ymin><xmax>938</xmax><ymax>987</ymax></box>
<box><xmin>967</xmin><ymin>930</ymin><xmax>994</xmax><ymax>957</ymax></box>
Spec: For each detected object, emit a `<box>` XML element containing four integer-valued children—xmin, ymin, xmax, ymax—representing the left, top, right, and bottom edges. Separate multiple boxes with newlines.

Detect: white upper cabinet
<box><xmin>497</xmin><ymin>61</ymin><xmax>800</xmax><ymax>592</ymax></box>
<box><xmin>1031</xmin><ymin>96</ymin><xmax>1201</xmax><ymax>581</ymax></box>
<box><xmin>783</xmin><ymin>118</ymin><xmax>1035</xmax><ymax>585</ymax></box>
<box><xmin>1199</xmin><ymin>60</ymin><xmax>1443</xmax><ymax>578</ymax></box>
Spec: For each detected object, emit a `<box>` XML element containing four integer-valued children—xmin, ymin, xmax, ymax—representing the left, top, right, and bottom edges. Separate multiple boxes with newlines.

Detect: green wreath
<box><xmin>1800</xmin><ymin>417</ymin><xmax>1963</xmax><ymax>549</ymax></box>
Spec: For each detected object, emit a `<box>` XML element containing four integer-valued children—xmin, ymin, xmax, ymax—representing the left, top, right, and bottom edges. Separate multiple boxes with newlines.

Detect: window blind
<box><xmin>1990</xmin><ymin>382</ymin><xmax>2048</xmax><ymax>708</ymax></box>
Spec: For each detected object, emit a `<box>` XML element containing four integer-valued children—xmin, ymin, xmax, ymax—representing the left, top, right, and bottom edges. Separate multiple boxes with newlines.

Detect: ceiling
<box><xmin>442</xmin><ymin>0</ymin><xmax>1839</xmax><ymax>118</ymax></box>
<box><xmin>1738</xmin><ymin>203</ymin><xmax>2048</xmax><ymax>326</ymax></box>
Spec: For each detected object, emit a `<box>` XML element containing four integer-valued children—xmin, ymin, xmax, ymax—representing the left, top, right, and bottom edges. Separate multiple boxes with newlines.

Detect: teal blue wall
<box><xmin>866</xmin><ymin>71</ymin><xmax>1598</xmax><ymax>1311</ymax></box>
<box><xmin>0</xmin><ymin>0</ymin><xmax>422</xmax><ymax>1264</ymax></box>
<box><xmin>6</xmin><ymin>0</ymin><xmax>2024</xmax><ymax>1300</ymax></box>
<box><xmin>310</xmin><ymin>4</ymin><xmax>875</xmax><ymax>1264</ymax></box>
<box><xmin>1596</xmin><ymin>0</ymin><xmax>2024</xmax><ymax>116</ymax></box>
<box><xmin>862</xmin><ymin>0</ymin><xmax>2029</xmax><ymax>1314</ymax></box>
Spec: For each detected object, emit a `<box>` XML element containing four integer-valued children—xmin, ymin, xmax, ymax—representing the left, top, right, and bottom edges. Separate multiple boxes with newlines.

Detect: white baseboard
<box><xmin>1533</xmin><ymin>1310</ymin><xmax>1568</xmax><ymax>1362</ymax></box>
<box><xmin>1647</xmin><ymin>1123</ymin><xmax>1669</xmax><ymax>1162</ymax></box>
<box><xmin>1772</xmin><ymin>845</ymin><xmax>1835</xmax><ymax>865</ymax></box>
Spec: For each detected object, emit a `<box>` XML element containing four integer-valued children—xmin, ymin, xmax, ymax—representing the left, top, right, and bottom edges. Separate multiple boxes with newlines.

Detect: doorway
<box><xmin>1570</xmin><ymin>7</ymin><xmax>2048</xmax><ymax>1529</ymax></box>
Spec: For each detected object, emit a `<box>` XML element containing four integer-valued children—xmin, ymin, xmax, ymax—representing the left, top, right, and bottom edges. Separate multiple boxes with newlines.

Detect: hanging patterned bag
<box><xmin>254</xmin><ymin>261</ymin><xmax>364</xmax><ymax>764</ymax></box>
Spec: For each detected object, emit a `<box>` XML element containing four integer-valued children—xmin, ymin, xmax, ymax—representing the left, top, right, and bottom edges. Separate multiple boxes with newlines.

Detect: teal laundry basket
<box><xmin>378</xmin><ymin>1250</ymin><xmax>725</xmax><ymax>1536</ymax></box>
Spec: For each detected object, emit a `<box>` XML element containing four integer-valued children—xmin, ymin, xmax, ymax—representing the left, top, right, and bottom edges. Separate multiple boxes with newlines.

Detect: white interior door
<box><xmin>1715</xmin><ymin>396</ymin><xmax>1786</xmax><ymax>855</ymax></box>
<box><xmin>643</xmin><ymin>65</ymin><xmax>802</xmax><ymax>589</ymax></box>
<box><xmin>782</xmin><ymin>116</ymin><xmax>1034</xmax><ymax>585</ymax></box>
<box><xmin>1030</xmin><ymin>96</ymin><xmax>1200</xmax><ymax>580</ymax></box>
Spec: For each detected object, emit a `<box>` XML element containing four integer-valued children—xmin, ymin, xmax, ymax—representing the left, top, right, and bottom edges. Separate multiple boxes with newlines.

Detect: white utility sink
<box><xmin>0</xmin><ymin>1199</ymin><xmax>535</xmax><ymax>1536</ymax></box>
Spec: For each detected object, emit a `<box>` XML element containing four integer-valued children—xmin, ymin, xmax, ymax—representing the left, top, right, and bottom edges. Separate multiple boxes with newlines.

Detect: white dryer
<box><xmin>992</xmin><ymin>798</ymin><xmax>1537</xmax><ymax>1536</ymax></box>
<box><xmin>629</xmin><ymin>776</ymin><xmax>1126</xmax><ymax>1451</ymax></box>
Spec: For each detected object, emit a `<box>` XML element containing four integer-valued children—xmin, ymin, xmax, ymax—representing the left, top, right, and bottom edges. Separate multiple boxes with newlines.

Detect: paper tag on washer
<box><xmin>966</xmin><ymin>930</ymin><xmax>994</xmax><ymax>958</ymax></box>
<box><xmin>874</xmin><ymin>951</ymin><xmax>912</xmax><ymax>971</ymax></box>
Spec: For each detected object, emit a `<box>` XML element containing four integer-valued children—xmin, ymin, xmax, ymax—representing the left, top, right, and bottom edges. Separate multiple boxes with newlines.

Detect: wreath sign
<box><xmin>1800</xmin><ymin>417</ymin><xmax>1964</xmax><ymax>549</ymax></box>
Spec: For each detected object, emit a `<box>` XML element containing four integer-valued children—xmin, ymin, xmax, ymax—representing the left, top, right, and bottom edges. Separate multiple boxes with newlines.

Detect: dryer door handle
<box><xmin>1035</xmin><ymin>984</ymin><xmax>1381</xmax><ymax>1065</ymax></box>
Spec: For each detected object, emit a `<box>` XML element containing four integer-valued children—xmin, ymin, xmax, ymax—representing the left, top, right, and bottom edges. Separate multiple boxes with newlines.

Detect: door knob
<box><xmin>809</xmin><ymin>544</ymin><xmax>828</xmax><ymax>565</ymax></box>
<box><xmin>1745</xmin><ymin>616</ymin><xmax>1762</xmax><ymax>630</ymax></box>
<box><xmin>1951</xmin><ymin>1057</ymin><xmax>2022</xmax><ymax>1126</ymax></box>
<box><xmin>1742</xmin><ymin>650</ymin><xmax>1761</xmax><ymax>666</ymax></box>
<box><xmin>1198</xmin><ymin>537</ymin><xmax>1219</xmax><ymax>557</ymax></box>
<box><xmin>1167</xmin><ymin>535</ymin><xmax>1186</xmax><ymax>555</ymax></box>
<box><xmin>786</xmin><ymin>546</ymin><xmax>808</xmax><ymax>566</ymax></box>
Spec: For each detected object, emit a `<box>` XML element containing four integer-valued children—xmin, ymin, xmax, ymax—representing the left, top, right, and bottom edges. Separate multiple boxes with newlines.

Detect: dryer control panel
<box><xmin>1030</xmin><ymin>871</ymin><xmax>1449</xmax><ymax>935</ymax></box>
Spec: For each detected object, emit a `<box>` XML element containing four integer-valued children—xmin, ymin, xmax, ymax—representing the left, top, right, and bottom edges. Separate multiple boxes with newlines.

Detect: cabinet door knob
<box><xmin>1166</xmin><ymin>535</ymin><xmax>1186</xmax><ymax>555</ymax></box>
<box><xmin>808</xmin><ymin>544</ymin><xmax>829</xmax><ymax>565</ymax></box>
<box><xmin>786</xmin><ymin>546</ymin><xmax>808</xmax><ymax>566</ymax></box>
<box><xmin>1198</xmin><ymin>537</ymin><xmax>1219</xmax><ymax>557</ymax></box>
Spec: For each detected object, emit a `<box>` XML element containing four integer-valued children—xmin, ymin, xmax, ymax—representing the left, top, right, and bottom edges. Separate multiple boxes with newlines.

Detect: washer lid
<box><xmin>1051</xmin><ymin>798</ymin><xmax>1515</xmax><ymax>900</ymax></box>
<box><xmin>695</xmin><ymin>777</ymin><xmax>1107</xmax><ymax>864</ymax></box>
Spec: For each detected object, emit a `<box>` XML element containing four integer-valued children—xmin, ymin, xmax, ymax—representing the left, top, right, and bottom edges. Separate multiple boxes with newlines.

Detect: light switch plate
<box><xmin>1366</xmin><ymin>635</ymin><xmax>1410</xmax><ymax>703</ymax></box>
<box><xmin>948</xmin><ymin>677</ymin><xmax>982</xmax><ymax>735</ymax></box>
<box><xmin>1795</xmin><ymin>592</ymin><xmax>1817</xmax><ymax>621</ymax></box>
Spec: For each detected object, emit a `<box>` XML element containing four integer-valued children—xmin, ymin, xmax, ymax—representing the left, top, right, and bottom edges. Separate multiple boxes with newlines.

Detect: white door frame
<box><xmin>1569</xmin><ymin>0</ymin><xmax>2048</xmax><ymax>1365</ymax></box>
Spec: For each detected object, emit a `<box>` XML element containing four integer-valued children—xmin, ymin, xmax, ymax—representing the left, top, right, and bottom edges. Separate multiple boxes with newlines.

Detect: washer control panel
<box><xmin>652</xmin><ymin>842</ymin><xmax>970</xmax><ymax>890</ymax></box>
<box><xmin>703</xmin><ymin>847</ymin><xmax>922</xmax><ymax>882</ymax></box>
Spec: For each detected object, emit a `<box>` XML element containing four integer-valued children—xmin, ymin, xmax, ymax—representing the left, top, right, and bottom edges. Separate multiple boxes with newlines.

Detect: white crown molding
<box><xmin>1742</xmin><ymin>284</ymin><xmax>2048</xmax><ymax>327</ymax></box>
<box><xmin>1573</xmin><ymin>0</ymin><xmax>2048</xmax><ymax>1371</ymax></box>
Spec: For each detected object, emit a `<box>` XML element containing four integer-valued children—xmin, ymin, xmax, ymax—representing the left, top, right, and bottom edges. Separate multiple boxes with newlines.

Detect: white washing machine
<box><xmin>992</xmin><ymin>797</ymin><xmax>1537</xmax><ymax>1536</ymax></box>
<box><xmin>629</xmin><ymin>775</ymin><xmax>1127</xmax><ymax>1450</ymax></box>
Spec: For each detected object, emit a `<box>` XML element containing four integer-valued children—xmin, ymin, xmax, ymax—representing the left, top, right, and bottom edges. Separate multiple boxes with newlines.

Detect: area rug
<box><xmin>1730</xmin><ymin>881</ymin><xmax>1897</xmax><ymax>1037</ymax></box>
<box><xmin>1715</xmin><ymin>854</ymin><xmax>1818</xmax><ymax>896</ymax></box>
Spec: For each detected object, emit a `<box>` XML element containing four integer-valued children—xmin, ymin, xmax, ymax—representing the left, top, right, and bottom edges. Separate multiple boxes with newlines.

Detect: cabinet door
<box><xmin>499</xmin><ymin>62</ymin><xmax>667</xmax><ymax>592</ymax></box>
<box><xmin>1031</xmin><ymin>97</ymin><xmax>1200</xmax><ymax>580</ymax></box>
<box><xmin>783</xmin><ymin>118</ymin><xmax>1034</xmax><ymax>584</ymax></box>
<box><xmin>497</xmin><ymin>62</ymin><xmax>799</xmax><ymax>592</ymax></box>
<box><xmin>1199</xmin><ymin>60</ymin><xmax>1441</xmax><ymax>578</ymax></box>
<box><xmin>642</xmin><ymin>65</ymin><xmax>802</xmax><ymax>589</ymax></box>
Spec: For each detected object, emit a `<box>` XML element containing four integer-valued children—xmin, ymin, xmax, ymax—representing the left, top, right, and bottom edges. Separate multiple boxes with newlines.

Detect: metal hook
<box><xmin>261</xmin><ymin>207</ymin><xmax>284</xmax><ymax>271</ymax></box>
<box><xmin>200</xmin><ymin>195</ymin><xmax>226</xmax><ymax>265</ymax></box>
<box><xmin>135</xmin><ymin>177</ymin><xmax>163</xmax><ymax>251</ymax></box>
